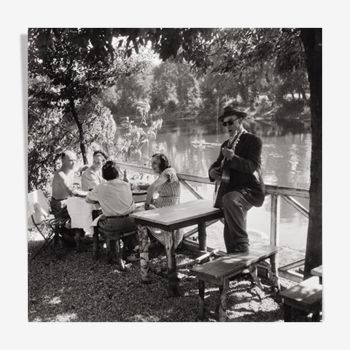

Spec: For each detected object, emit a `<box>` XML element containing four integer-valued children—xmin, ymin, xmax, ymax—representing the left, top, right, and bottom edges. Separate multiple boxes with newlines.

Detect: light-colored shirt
<box><xmin>86</xmin><ymin>179</ymin><xmax>136</xmax><ymax>216</ymax></box>
<box><xmin>81</xmin><ymin>166</ymin><xmax>104</xmax><ymax>191</ymax></box>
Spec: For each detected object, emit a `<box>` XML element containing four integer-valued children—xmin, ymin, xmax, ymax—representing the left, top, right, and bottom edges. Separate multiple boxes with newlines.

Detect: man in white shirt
<box><xmin>86</xmin><ymin>160</ymin><xmax>137</xmax><ymax>262</ymax></box>
<box><xmin>81</xmin><ymin>151</ymin><xmax>107</xmax><ymax>191</ymax></box>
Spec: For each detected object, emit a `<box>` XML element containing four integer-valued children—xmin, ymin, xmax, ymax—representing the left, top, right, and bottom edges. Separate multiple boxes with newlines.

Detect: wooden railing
<box><xmin>117</xmin><ymin>162</ymin><xmax>309</xmax><ymax>282</ymax></box>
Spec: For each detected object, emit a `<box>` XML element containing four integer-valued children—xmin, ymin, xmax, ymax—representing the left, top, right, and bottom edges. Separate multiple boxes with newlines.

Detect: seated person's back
<box><xmin>87</xmin><ymin>177</ymin><xmax>135</xmax><ymax>216</ymax></box>
<box><xmin>86</xmin><ymin>160</ymin><xmax>135</xmax><ymax>216</ymax></box>
<box><xmin>86</xmin><ymin>160</ymin><xmax>137</xmax><ymax>250</ymax></box>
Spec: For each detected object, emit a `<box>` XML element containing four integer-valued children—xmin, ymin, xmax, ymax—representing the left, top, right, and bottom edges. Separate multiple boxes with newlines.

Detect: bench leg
<box><xmin>218</xmin><ymin>279</ymin><xmax>229</xmax><ymax>322</ymax></box>
<box><xmin>312</xmin><ymin>307</ymin><xmax>321</xmax><ymax>322</ymax></box>
<box><xmin>284</xmin><ymin>304</ymin><xmax>292</xmax><ymax>322</ymax></box>
<box><xmin>93</xmin><ymin>228</ymin><xmax>99</xmax><ymax>260</ymax></box>
<box><xmin>74</xmin><ymin>229</ymin><xmax>84</xmax><ymax>252</ymax></box>
<box><xmin>269</xmin><ymin>254</ymin><xmax>280</xmax><ymax>292</ymax></box>
<box><xmin>54</xmin><ymin>224</ymin><xmax>60</xmax><ymax>246</ymax></box>
<box><xmin>248</xmin><ymin>264</ymin><xmax>264</xmax><ymax>295</ymax></box>
<box><xmin>138</xmin><ymin>225</ymin><xmax>150</xmax><ymax>283</ymax></box>
<box><xmin>164</xmin><ymin>230</ymin><xmax>180</xmax><ymax>297</ymax></box>
<box><xmin>197</xmin><ymin>280</ymin><xmax>205</xmax><ymax>320</ymax></box>
<box><xmin>198</xmin><ymin>223</ymin><xmax>207</xmax><ymax>252</ymax></box>
<box><xmin>116</xmin><ymin>238</ymin><xmax>125</xmax><ymax>270</ymax></box>
<box><xmin>106</xmin><ymin>236</ymin><xmax>116</xmax><ymax>264</ymax></box>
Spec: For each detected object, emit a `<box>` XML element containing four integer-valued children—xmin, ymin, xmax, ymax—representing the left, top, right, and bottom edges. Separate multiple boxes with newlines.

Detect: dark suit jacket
<box><xmin>209</xmin><ymin>132</ymin><xmax>265</xmax><ymax>207</ymax></box>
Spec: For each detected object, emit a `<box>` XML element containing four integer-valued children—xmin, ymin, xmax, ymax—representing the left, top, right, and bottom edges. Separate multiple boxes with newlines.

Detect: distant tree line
<box><xmin>100</xmin><ymin>59</ymin><xmax>310</xmax><ymax>124</ymax></box>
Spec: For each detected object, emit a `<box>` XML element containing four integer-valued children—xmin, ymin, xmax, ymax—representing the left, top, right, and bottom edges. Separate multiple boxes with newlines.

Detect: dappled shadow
<box><xmin>28</xmin><ymin>243</ymin><xmax>293</xmax><ymax>322</ymax></box>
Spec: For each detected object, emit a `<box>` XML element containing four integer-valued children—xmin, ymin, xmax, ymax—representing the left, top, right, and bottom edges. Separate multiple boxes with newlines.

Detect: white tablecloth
<box><xmin>67</xmin><ymin>195</ymin><xmax>146</xmax><ymax>234</ymax></box>
<box><xmin>66</xmin><ymin>197</ymin><xmax>99</xmax><ymax>234</ymax></box>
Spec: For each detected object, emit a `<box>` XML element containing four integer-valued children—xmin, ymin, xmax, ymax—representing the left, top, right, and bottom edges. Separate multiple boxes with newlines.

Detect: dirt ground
<box><xmin>28</xmin><ymin>236</ymin><xmax>316</xmax><ymax>322</ymax></box>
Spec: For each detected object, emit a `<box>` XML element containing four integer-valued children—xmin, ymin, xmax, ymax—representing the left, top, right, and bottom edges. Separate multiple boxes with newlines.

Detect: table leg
<box><xmin>198</xmin><ymin>222</ymin><xmax>207</xmax><ymax>252</ymax></box>
<box><xmin>138</xmin><ymin>225</ymin><xmax>150</xmax><ymax>283</ymax></box>
<box><xmin>164</xmin><ymin>230</ymin><xmax>180</xmax><ymax>297</ymax></box>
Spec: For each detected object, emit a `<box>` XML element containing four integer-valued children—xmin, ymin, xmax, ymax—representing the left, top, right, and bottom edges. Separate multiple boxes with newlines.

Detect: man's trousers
<box><xmin>222</xmin><ymin>190</ymin><xmax>253</xmax><ymax>253</ymax></box>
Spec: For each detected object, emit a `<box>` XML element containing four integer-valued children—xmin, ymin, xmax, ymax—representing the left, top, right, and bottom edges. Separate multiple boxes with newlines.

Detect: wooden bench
<box><xmin>279</xmin><ymin>276</ymin><xmax>322</xmax><ymax>322</ymax></box>
<box><xmin>311</xmin><ymin>265</ymin><xmax>323</xmax><ymax>285</ymax></box>
<box><xmin>190</xmin><ymin>244</ymin><xmax>281</xmax><ymax>321</ymax></box>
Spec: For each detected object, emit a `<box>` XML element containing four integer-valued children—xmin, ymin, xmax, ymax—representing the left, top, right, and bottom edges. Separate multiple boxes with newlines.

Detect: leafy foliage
<box><xmin>28</xmin><ymin>29</ymin><xmax>155</xmax><ymax>191</ymax></box>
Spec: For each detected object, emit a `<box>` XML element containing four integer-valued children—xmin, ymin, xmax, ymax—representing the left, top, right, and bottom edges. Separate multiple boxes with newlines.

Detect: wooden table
<box><xmin>311</xmin><ymin>265</ymin><xmax>323</xmax><ymax>284</ymax></box>
<box><xmin>130</xmin><ymin>199</ymin><xmax>224</xmax><ymax>296</ymax></box>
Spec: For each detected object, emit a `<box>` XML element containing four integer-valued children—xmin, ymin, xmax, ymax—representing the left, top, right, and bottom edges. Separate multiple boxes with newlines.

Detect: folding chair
<box><xmin>28</xmin><ymin>190</ymin><xmax>69</xmax><ymax>260</ymax></box>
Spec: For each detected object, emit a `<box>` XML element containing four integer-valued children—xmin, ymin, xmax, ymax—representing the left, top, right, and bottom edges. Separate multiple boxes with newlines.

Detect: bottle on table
<box><xmin>123</xmin><ymin>170</ymin><xmax>129</xmax><ymax>183</ymax></box>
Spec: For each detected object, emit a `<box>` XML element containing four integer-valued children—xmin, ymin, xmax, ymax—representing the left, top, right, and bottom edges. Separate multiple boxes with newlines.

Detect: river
<box><xmin>117</xmin><ymin>118</ymin><xmax>311</xmax><ymax>264</ymax></box>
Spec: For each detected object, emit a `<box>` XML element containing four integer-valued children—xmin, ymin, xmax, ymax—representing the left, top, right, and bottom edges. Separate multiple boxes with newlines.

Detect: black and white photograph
<box><xmin>2</xmin><ymin>0</ymin><xmax>350</xmax><ymax>348</ymax></box>
<box><xmin>26</xmin><ymin>26</ymin><xmax>323</xmax><ymax>323</ymax></box>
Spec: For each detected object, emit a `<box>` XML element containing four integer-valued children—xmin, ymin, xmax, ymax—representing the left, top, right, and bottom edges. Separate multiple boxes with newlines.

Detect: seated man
<box><xmin>86</xmin><ymin>160</ymin><xmax>138</xmax><ymax>253</ymax></box>
<box><xmin>51</xmin><ymin>150</ymin><xmax>88</xmax><ymax>246</ymax></box>
<box><xmin>51</xmin><ymin>150</ymin><xmax>81</xmax><ymax>219</ymax></box>
<box><xmin>81</xmin><ymin>150</ymin><xmax>107</xmax><ymax>191</ymax></box>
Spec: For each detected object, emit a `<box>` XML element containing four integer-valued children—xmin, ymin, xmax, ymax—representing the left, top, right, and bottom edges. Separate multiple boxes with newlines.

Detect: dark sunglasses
<box><xmin>222</xmin><ymin>119</ymin><xmax>238</xmax><ymax>127</ymax></box>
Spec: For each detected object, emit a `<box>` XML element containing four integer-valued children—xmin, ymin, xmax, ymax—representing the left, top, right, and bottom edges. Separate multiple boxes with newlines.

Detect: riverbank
<box><xmin>28</xmin><ymin>235</ymin><xmax>313</xmax><ymax>322</ymax></box>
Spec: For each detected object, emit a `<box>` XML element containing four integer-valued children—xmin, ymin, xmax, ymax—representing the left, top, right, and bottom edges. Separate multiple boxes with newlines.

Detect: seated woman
<box><xmin>81</xmin><ymin>150</ymin><xmax>107</xmax><ymax>222</ymax></box>
<box><xmin>81</xmin><ymin>150</ymin><xmax>107</xmax><ymax>191</ymax></box>
<box><xmin>144</xmin><ymin>153</ymin><xmax>183</xmax><ymax>248</ymax></box>
<box><xmin>86</xmin><ymin>160</ymin><xmax>138</xmax><ymax>260</ymax></box>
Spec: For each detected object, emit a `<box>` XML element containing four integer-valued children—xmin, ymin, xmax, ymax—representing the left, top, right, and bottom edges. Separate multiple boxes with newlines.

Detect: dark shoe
<box><xmin>234</xmin><ymin>243</ymin><xmax>249</xmax><ymax>252</ymax></box>
<box><xmin>125</xmin><ymin>252</ymin><xmax>139</xmax><ymax>262</ymax></box>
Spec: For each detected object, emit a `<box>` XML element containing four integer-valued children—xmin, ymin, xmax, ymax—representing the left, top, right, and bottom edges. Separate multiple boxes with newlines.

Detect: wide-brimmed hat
<box><xmin>218</xmin><ymin>106</ymin><xmax>247</xmax><ymax>122</ymax></box>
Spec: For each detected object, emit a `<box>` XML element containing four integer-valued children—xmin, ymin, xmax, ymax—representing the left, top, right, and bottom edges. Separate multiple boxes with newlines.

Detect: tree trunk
<box><xmin>69</xmin><ymin>99</ymin><xmax>88</xmax><ymax>164</ymax></box>
<box><xmin>299</xmin><ymin>86</ymin><xmax>308</xmax><ymax>101</ymax></box>
<box><xmin>237</xmin><ymin>77</ymin><xmax>249</xmax><ymax>103</ymax></box>
<box><xmin>300</xmin><ymin>29</ymin><xmax>322</xmax><ymax>279</ymax></box>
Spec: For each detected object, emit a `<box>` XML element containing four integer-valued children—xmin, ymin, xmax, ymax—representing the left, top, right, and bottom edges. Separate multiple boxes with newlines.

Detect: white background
<box><xmin>1</xmin><ymin>0</ymin><xmax>349</xmax><ymax>349</ymax></box>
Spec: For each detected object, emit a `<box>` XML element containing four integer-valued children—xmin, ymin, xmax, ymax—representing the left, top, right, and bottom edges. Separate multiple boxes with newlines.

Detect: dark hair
<box><xmin>102</xmin><ymin>160</ymin><xmax>119</xmax><ymax>180</ymax></box>
<box><xmin>60</xmin><ymin>152</ymin><xmax>66</xmax><ymax>160</ymax></box>
<box><xmin>93</xmin><ymin>150</ymin><xmax>107</xmax><ymax>159</ymax></box>
<box><xmin>152</xmin><ymin>153</ymin><xmax>170</xmax><ymax>172</ymax></box>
